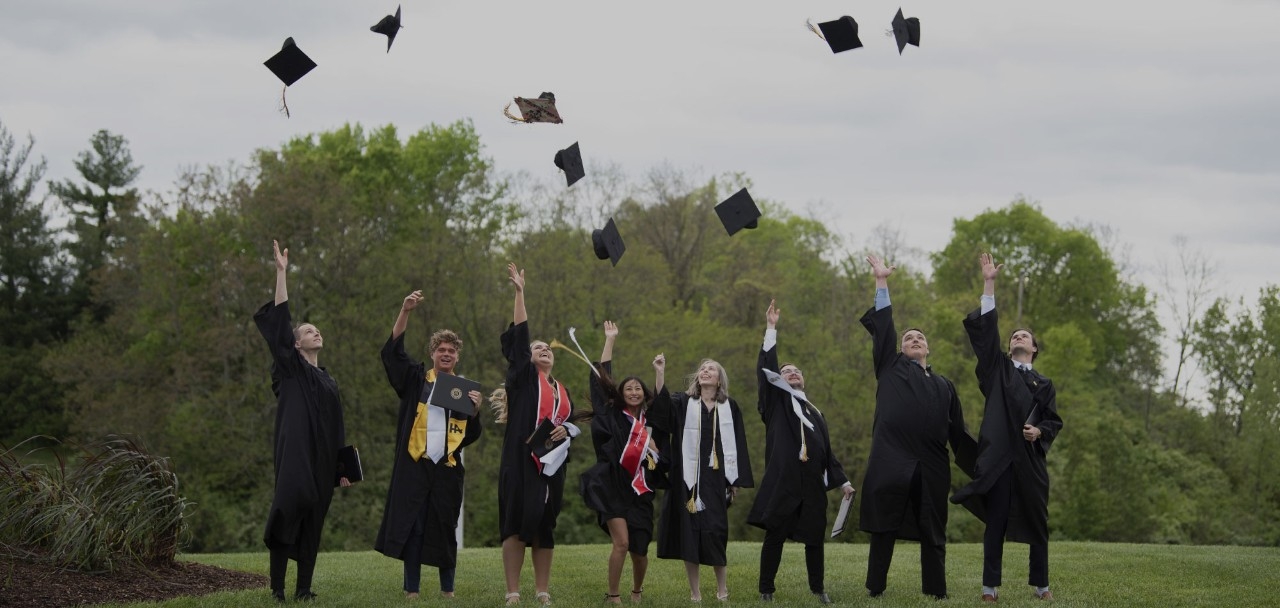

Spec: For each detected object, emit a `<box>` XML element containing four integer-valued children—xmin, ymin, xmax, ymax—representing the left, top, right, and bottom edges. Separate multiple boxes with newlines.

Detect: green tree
<box><xmin>0</xmin><ymin>121</ymin><xmax>71</xmax><ymax>443</ymax></box>
<box><xmin>48</xmin><ymin>129</ymin><xmax>142</xmax><ymax>322</ymax></box>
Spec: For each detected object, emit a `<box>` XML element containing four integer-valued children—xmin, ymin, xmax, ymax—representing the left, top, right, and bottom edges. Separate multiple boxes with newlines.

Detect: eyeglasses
<box><xmin>781</xmin><ymin>368</ymin><xmax>802</xmax><ymax>376</ymax></box>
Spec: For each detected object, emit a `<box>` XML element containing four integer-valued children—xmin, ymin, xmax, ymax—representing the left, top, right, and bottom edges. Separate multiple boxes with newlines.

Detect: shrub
<box><xmin>0</xmin><ymin>436</ymin><xmax>189</xmax><ymax>572</ymax></box>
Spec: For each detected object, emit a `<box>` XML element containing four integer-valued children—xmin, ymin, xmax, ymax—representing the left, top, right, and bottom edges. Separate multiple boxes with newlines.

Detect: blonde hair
<box><xmin>686</xmin><ymin>359</ymin><xmax>729</xmax><ymax>402</ymax></box>
<box><xmin>487</xmin><ymin>387</ymin><xmax>508</xmax><ymax>424</ymax></box>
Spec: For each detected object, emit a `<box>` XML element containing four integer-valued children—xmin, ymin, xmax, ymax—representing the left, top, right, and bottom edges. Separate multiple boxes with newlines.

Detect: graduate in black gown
<box><xmin>579</xmin><ymin>321</ymin><xmax>668</xmax><ymax>604</ymax></box>
<box><xmin>858</xmin><ymin>254</ymin><xmax>975</xmax><ymax>600</ymax></box>
<box><xmin>649</xmin><ymin>356</ymin><xmax>754</xmax><ymax>602</ymax></box>
<box><xmin>374</xmin><ymin>290</ymin><xmax>483</xmax><ymax>599</ymax></box>
<box><xmin>253</xmin><ymin>240</ymin><xmax>350</xmax><ymax>603</ymax></box>
<box><xmin>497</xmin><ymin>263</ymin><xmax>582</xmax><ymax>606</ymax></box>
<box><xmin>950</xmin><ymin>253</ymin><xmax>1063</xmax><ymax>603</ymax></box>
<box><xmin>748</xmin><ymin>300</ymin><xmax>853</xmax><ymax>604</ymax></box>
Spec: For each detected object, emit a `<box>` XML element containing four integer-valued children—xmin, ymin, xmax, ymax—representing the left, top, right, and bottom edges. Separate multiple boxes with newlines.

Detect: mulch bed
<box><xmin>0</xmin><ymin>558</ymin><xmax>267</xmax><ymax>608</ymax></box>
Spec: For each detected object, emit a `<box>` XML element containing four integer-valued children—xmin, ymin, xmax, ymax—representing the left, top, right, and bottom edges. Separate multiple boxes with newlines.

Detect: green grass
<box><xmin>97</xmin><ymin>542</ymin><xmax>1279</xmax><ymax>607</ymax></box>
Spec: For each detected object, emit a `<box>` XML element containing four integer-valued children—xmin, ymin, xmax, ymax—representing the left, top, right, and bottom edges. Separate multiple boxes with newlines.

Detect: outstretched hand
<box><xmin>273</xmin><ymin>240</ymin><xmax>288</xmax><ymax>271</ymax></box>
<box><xmin>402</xmin><ymin>290</ymin><xmax>424</xmax><ymax>312</ymax></box>
<box><xmin>980</xmin><ymin>252</ymin><xmax>1003</xmax><ymax>281</ymax></box>
<box><xmin>867</xmin><ymin>254</ymin><xmax>895</xmax><ymax>279</ymax></box>
<box><xmin>507</xmin><ymin>262</ymin><xmax>525</xmax><ymax>292</ymax></box>
<box><xmin>604</xmin><ymin>320</ymin><xmax>619</xmax><ymax>340</ymax></box>
<box><xmin>766</xmin><ymin>299</ymin><xmax>780</xmax><ymax>328</ymax></box>
<box><xmin>653</xmin><ymin>353</ymin><xmax>666</xmax><ymax>372</ymax></box>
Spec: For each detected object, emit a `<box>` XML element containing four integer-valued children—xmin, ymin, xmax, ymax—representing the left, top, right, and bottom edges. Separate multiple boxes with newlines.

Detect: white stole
<box><xmin>681</xmin><ymin>396</ymin><xmax>740</xmax><ymax>511</ymax></box>
<box><xmin>761</xmin><ymin>367</ymin><xmax>821</xmax><ymax>465</ymax></box>
<box><xmin>422</xmin><ymin>384</ymin><xmax>449</xmax><ymax>463</ymax></box>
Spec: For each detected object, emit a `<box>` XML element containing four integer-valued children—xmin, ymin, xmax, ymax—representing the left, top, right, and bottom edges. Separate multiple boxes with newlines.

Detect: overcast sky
<box><xmin>3</xmin><ymin>1</ymin><xmax>1277</xmax><ymax>327</ymax></box>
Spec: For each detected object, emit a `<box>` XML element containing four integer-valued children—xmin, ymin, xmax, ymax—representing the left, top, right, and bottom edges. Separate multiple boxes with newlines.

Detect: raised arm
<box><xmin>392</xmin><ymin>290</ymin><xmax>423</xmax><ymax>340</ymax></box>
<box><xmin>508</xmin><ymin>262</ymin><xmax>527</xmax><ymax>325</ymax></box>
<box><xmin>868</xmin><ymin>253</ymin><xmax>895</xmax><ymax>294</ymax></box>
<box><xmin>601</xmin><ymin>320</ymin><xmax>618</xmax><ymax>363</ymax></box>
<box><xmin>653</xmin><ymin>353</ymin><xmax>666</xmax><ymax>393</ymax></box>
<box><xmin>273</xmin><ymin>240</ymin><xmax>289</xmax><ymax>305</ymax></box>
<box><xmin>980</xmin><ymin>252</ymin><xmax>1002</xmax><ymax>298</ymax></box>
<box><xmin>759</xmin><ymin>299</ymin><xmax>781</xmax><ymax>415</ymax></box>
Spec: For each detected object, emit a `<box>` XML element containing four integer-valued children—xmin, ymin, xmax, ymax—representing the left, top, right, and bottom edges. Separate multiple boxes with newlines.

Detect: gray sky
<box><xmin>3</xmin><ymin>1</ymin><xmax>1278</xmax><ymax>373</ymax></box>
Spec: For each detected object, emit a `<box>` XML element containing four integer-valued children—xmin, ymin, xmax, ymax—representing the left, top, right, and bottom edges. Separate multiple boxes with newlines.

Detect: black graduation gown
<box><xmin>254</xmin><ymin>301</ymin><xmax>346</xmax><ymax>562</ymax></box>
<box><xmin>649</xmin><ymin>388</ymin><xmax>754</xmax><ymax>566</ymax></box>
<box><xmin>579</xmin><ymin>361</ymin><xmax>667</xmax><ymax>537</ymax></box>
<box><xmin>747</xmin><ymin>341</ymin><xmax>850</xmax><ymax>545</ymax></box>
<box><xmin>858</xmin><ymin>305</ymin><xmax>972</xmax><ymax>545</ymax></box>
<box><xmin>497</xmin><ymin>321</ymin><xmax>575</xmax><ymax>546</ymax></box>
<box><xmin>950</xmin><ymin>307</ymin><xmax>1063</xmax><ymax>545</ymax></box>
<box><xmin>374</xmin><ymin>333</ymin><xmax>483</xmax><ymax>568</ymax></box>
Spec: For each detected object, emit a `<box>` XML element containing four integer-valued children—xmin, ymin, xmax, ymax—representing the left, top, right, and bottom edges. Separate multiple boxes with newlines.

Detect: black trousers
<box><xmin>270</xmin><ymin>547</ymin><xmax>316</xmax><ymax>595</ymax></box>
<box><xmin>865</xmin><ymin>467</ymin><xmax>947</xmax><ymax>597</ymax></box>
<box><xmin>757</xmin><ymin>506</ymin><xmax>824</xmax><ymax>594</ymax></box>
<box><xmin>403</xmin><ymin>500</ymin><xmax>457</xmax><ymax>593</ymax></box>
<box><xmin>982</xmin><ymin>468</ymin><xmax>1048</xmax><ymax>588</ymax></box>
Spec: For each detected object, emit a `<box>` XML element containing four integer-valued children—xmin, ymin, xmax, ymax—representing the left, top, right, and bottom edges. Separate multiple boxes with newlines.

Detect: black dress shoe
<box><xmin>272</xmin><ymin>589</ymin><xmax>286</xmax><ymax>603</ymax></box>
<box><xmin>759</xmin><ymin>592</ymin><xmax>773</xmax><ymax>601</ymax></box>
<box><xmin>295</xmin><ymin>590</ymin><xmax>318</xmax><ymax>601</ymax></box>
<box><xmin>813</xmin><ymin>592</ymin><xmax>833</xmax><ymax>604</ymax></box>
<box><xmin>868</xmin><ymin>590</ymin><xmax>884</xmax><ymax>598</ymax></box>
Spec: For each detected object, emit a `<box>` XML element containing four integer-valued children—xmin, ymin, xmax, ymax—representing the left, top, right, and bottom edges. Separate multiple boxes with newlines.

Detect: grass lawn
<box><xmin>99</xmin><ymin>541</ymin><xmax>1278</xmax><ymax>607</ymax></box>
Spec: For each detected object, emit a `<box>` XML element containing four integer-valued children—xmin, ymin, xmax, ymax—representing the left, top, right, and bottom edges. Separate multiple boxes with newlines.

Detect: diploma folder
<box><xmin>830</xmin><ymin>491</ymin><xmax>855</xmax><ymax>537</ymax></box>
<box><xmin>335</xmin><ymin>445</ymin><xmax>363</xmax><ymax>486</ymax></box>
<box><xmin>527</xmin><ymin>418</ymin><xmax>567</xmax><ymax>460</ymax></box>
<box><xmin>428</xmin><ymin>372</ymin><xmax>480</xmax><ymax>416</ymax></box>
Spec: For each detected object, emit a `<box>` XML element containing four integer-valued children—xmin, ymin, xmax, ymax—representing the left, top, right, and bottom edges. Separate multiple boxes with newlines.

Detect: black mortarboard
<box><xmin>370</xmin><ymin>5</ymin><xmax>403</xmax><ymax>53</ymax></box>
<box><xmin>891</xmin><ymin>8</ymin><xmax>921</xmax><ymax>55</ymax></box>
<box><xmin>591</xmin><ymin>218</ymin><xmax>626</xmax><ymax>266</ymax></box>
<box><xmin>714</xmin><ymin>188</ymin><xmax>762</xmax><ymax>236</ymax></box>
<box><xmin>505</xmin><ymin>92</ymin><xmax>563</xmax><ymax>124</ymax></box>
<box><xmin>264</xmin><ymin>37</ymin><xmax>316</xmax><ymax>86</ymax></box>
<box><xmin>553</xmin><ymin>141</ymin><xmax>585</xmax><ymax>187</ymax></box>
<box><xmin>812</xmin><ymin>16</ymin><xmax>863</xmax><ymax>54</ymax></box>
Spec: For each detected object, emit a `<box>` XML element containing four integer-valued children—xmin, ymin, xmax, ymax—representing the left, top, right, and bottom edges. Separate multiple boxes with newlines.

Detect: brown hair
<box><xmin>428</xmin><ymin>329</ymin><xmax>463</xmax><ymax>354</ymax></box>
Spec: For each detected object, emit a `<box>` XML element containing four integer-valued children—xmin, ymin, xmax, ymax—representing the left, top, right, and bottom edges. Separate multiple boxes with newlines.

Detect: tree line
<box><xmin>1</xmin><ymin>118</ymin><xmax>1277</xmax><ymax>552</ymax></box>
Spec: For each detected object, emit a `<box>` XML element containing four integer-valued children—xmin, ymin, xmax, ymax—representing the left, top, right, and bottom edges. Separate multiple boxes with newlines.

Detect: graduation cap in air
<box><xmin>807</xmin><ymin>16</ymin><xmax>863</xmax><ymax>54</ymax></box>
<box><xmin>370</xmin><ymin>5</ymin><xmax>403</xmax><ymax>52</ymax></box>
<box><xmin>264</xmin><ymin>37</ymin><xmax>317</xmax><ymax>117</ymax></box>
<box><xmin>714</xmin><ymin>188</ymin><xmax>761</xmax><ymax>236</ymax></box>
<box><xmin>553</xmin><ymin>141</ymin><xmax>585</xmax><ymax>187</ymax></box>
<box><xmin>591</xmin><ymin>218</ymin><xmax>626</xmax><ymax>266</ymax></box>
<box><xmin>504</xmin><ymin>92</ymin><xmax>564</xmax><ymax>124</ymax></box>
<box><xmin>891</xmin><ymin>8</ymin><xmax>921</xmax><ymax>55</ymax></box>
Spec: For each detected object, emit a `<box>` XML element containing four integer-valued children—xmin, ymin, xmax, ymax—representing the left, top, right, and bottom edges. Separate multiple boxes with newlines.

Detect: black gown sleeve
<box><xmin>254</xmin><ymin>300</ymin><xmax>303</xmax><ymax>377</ymax></box>
<box><xmin>729</xmin><ymin>399</ymin><xmax>754</xmax><ymax>488</ymax></box>
<box><xmin>1032</xmin><ymin>379</ymin><xmax>1063</xmax><ymax>456</ymax></box>
<box><xmin>945</xmin><ymin>377</ymin><xmax>978</xmax><ymax>477</ymax></box>
<box><xmin>380</xmin><ymin>332</ymin><xmax>420</xmax><ymax>399</ymax></box>
<box><xmin>757</xmin><ymin>339</ymin><xmax>781</xmax><ymax>420</ymax></box>
<box><xmin>859</xmin><ymin>305</ymin><xmax>898</xmax><ymax>378</ymax></box>
<box><xmin>963</xmin><ymin>306</ymin><xmax>1004</xmax><ymax>393</ymax></box>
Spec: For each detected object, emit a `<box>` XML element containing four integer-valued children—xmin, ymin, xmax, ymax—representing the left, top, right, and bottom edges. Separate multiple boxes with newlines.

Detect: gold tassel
<box><xmin>549</xmin><ymin>339</ymin><xmax>596</xmax><ymax>371</ymax></box>
<box><xmin>800</xmin><ymin>423</ymin><xmax>809</xmax><ymax>462</ymax></box>
<box><xmin>686</xmin><ymin>492</ymin><xmax>697</xmax><ymax>513</ymax></box>
<box><xmin>503</xmin><ymin>101</ymin><xmax>526</xmax><ymax>124</ymax></box>
<box><xmin>806</xmin><ymin>18</ymin><xmax>825</xmax><ymax>40</ymax></box>
<box><xmin>645</xmin><ymin>454</ymin><xmax>656</xmax><ymax>470</ymax></box>
<box><xmin>709</xmin><ymin>405</ymin><xmax>720</xmax><ymax>470</ymax></box>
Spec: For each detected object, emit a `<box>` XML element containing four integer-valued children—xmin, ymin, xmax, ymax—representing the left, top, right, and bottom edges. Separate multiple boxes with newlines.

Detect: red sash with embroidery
<box><xmin>619</xmin><ymin>411</ymin><xmax>652</xmax><ymax>495</ymax></box>
<box><xmin>531</xmin><ymin>372</ymin><xmax>570</xmax><ymax>472</ymax></box>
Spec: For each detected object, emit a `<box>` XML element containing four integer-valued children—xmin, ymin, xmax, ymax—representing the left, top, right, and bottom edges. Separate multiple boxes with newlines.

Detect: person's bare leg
<box><xmin>713</xmin><ymin>565</ymin><xmax>728</xmax><ymax>600</ymax></box>
<box><xmin>605</xmin><ymin>518</ymin><xmax>629</xmax><ymax>602</ymax></box>
<box><xmin>502</xmin><ymin>535</ymin><xmax>526</xmax><ymax>602</ymax></box>
<box><xmin>630</xmin><ymin>552</ymin><xmax>649</xmax><ymax>602</ymax></box>
<box><xmin>532</xmin><ymin>545</ymin><xmax>554</xmax><ymax>601</ymax></box>
<box><xmin>685</xmin><ymin>561</ymin><xmax>702</xmax><ymax>601</ymax></box>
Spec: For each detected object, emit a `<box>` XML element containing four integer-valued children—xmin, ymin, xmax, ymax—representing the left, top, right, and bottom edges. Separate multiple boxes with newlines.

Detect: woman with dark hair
<box><xmin>579</xmin><ymin>321</ymin><xmax>668</xmax><ymax>604</ymax></box>
<box><xmin>650</xmin><ymin>357</ymin><xmax>754</xmax><ymax>602</ymax></box>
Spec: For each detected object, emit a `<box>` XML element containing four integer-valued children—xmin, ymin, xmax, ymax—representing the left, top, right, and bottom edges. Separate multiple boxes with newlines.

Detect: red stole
<box><xmin>530</xmin><ymin>372</ymin><xmax>570</xmax><ymax>473</ymax></box>
<box><xmin>619</xmin><ymin>410</ymin><xmax>652</xmax><ymax>495</ymax></box>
